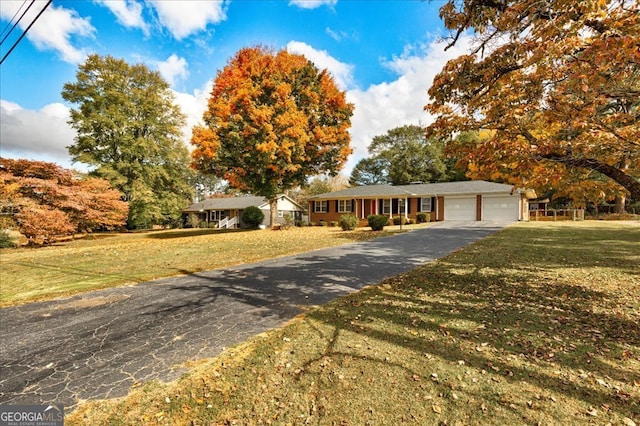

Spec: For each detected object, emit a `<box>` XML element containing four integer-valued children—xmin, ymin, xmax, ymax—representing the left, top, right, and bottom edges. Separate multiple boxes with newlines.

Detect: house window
<box><xmin>420</xmin><ymin>197</ymin><xmax>432</xmax><ymax>212</ymax></box>
<box><xmin>338</xmin><ymin>200</ymin><xmax>352</xmax><ymax>213</ymax></box>
<box><xmin>278</xmin><ymin>210</ymin><xmax>284</xmax><ymax>218</ymax></box>
<box><xmin>382</xmin><ymin>199</ymin><xmax>391</xmax><ymax>215</ymax></box>
<box><xmin>314</xmin><ymin>201</ymin><xmax>328</xmax><ymax>213</ymax></box>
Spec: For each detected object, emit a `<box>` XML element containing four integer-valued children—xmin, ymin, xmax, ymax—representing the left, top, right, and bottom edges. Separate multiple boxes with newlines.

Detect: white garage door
<box><xmin>444</xmin><ymin>196</ymin><xmax>477</xmax><ymax>221</ymax></box>
<box><xmin>482</xmin><ymin>195</ymin><xmax>519</xmax><ymax>221</ymax></box>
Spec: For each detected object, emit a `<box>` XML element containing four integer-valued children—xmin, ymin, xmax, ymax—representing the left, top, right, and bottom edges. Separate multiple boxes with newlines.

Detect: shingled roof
<box><xmin>309</xmin><ymin>180</ymin><xmax>517</xmax><ymax>199</ymax></box>
<box><xmin>183</xmin><ymin>196</ymin><xmax>272</xmax><ymax>213</ymax></box>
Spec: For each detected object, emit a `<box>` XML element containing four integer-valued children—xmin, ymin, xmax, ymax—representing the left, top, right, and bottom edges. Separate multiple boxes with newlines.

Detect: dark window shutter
<box><xmin>417</xmin><ymin>198</ymin><xmax>422</xmax><ymax>212</ymax></box>
<box><xmin>312</xmin><ymin>201</ymin><xmax>315</xmax><ymax>212</ymax></box>
<box><xmin>408</xmin><ymin>199</ymin><xmax>411</xmax><ymax>214</ymax></box>
<box><xmin>335</xmin><ymin>200</ymin><xmax>338</xmax><ymax>212</ymax></box>
<box><xmin>351</xmin><ymin>199</ymin><xmax>355</xmax><ymax>212</ymax></box>
<box><xmin>432</xmin><ymin>197</ymin><xmax>436</xmax><ymax>212</ymax></box>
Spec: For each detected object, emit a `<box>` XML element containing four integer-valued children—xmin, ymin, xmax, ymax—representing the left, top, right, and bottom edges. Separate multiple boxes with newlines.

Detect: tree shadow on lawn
<box><xmin>298</xmin><ymin>235</ymin><xmax>640</xmax><ymax>419</ymax></box>
<box><xmin>151</xmin><ymin>223</ymin><xmax>637</xmax><ymax>418</ymax></box>
<box><xmin>471</xmin><ymin>224</ymin><xmax>640</xmax><ymax>276</ymax></box>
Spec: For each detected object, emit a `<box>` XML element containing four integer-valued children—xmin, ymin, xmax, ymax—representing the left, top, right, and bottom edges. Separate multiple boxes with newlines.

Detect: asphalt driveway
<box><xmin>0</xmin><ymin>221</ymin><xmax>510</xmax><ymax>409</ymax></box>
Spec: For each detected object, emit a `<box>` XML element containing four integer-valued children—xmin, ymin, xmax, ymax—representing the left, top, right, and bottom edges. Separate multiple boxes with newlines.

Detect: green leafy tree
<box><xmin>350</xmin><ymin>125</ymin><xmax>449</xmax><ymax>186</ymax></box>
<box><xmin>62</xmin><ymin>54</ymin><xmax>194</xmax><ymax>229</ymax></box>
<box><xmin>190</xmin><ymin>172</ymin><xmax>226</xmax><ymax>202</ymax></box>
<box><xmin>349</xmin><ymin>157</ymin><xmax>389</xmax><ymax>186</ymax></box>
<box><xmin>191</xmin><ymin>46</ymin><xmax>354</xmax><ymax>227</ymax></box>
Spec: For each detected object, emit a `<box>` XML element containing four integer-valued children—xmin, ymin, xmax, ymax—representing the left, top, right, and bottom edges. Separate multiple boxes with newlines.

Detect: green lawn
<box><xmin>67</xmin><ymin>221</ymin><xmax>640</xmax><ymax>425</ymax></box>
<box><xmin>0</xmin><ymin>225</ymin><xmax>418</xmax><ymax>306</ymax></box>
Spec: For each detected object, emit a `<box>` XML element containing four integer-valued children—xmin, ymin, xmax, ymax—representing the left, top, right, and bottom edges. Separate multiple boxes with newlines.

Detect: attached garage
<box><xmin>444</xmin><ymin>196</ymin><xmax>477</xmax><ymax>221</ymax></box>
<box><xmin>308</xmin><ymin>180</ymin><xmax>534</xmax><ymax>225</ymax></box>
<box><xmin>482</xmin><ymin>195</ymin><xmax>520</xmax><ymax>221</ymax></box>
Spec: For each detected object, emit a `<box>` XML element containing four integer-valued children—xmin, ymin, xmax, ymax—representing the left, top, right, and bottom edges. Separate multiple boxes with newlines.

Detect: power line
<box><xmin>0</xmin><ymin>0</ymin><xmax>29</xmax><ymax>40</ymax></box>
<box><xmin>0</xmin><ymin>0</ymin><xmax>36</xmax><ymax>46</ymax></box>
<box><xmin>0</xmin><ymin>0</ymin><xmax>51</xmax><ymax>66</ymax></box>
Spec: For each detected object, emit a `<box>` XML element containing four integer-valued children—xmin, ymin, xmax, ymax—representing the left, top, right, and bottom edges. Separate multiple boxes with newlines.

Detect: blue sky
<box><xmin>0</xmin><ymin>0</ymin><xmax>473</xmax><ymax>175</ymax></box>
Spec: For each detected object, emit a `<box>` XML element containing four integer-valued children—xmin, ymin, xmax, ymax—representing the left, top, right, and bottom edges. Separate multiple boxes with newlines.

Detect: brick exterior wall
<box><xmin>309</xmin><ymin>197</ymin><xmax>439</xmax><ymax>226</ymax></box>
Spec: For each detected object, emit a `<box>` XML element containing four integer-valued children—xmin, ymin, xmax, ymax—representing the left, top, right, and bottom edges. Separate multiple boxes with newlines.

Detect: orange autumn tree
<box><xmin>0</xmin><ymin>158</ymin><xmax>128</xmax><ymax>244</ymax></box>
<box><xmin>426</xmin><ymin>0</ymin><xmax>640</xmax><ymax>209</ymax></box>
<box><xmin>191</xmin><ymin>46</ymin><xmax>354</xmax><ymax>226</ymax></box>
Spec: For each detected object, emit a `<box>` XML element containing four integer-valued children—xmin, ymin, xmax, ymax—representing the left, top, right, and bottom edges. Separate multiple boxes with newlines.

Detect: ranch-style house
<box><xmin>183</xmin><ymin>194</ymin><xmax>304</xmax><ymax>228</ymax></box>
<box><xmin>308</xmin><ymin>180</ymin><xmax>535</xmax><ymax>225</ymax></box>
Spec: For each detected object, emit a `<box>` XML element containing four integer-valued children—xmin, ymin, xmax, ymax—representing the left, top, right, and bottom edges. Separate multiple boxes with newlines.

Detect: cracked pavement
<box><xmin>0</xmin><ymin>222</ymin><xmax>509</xmax><ymax>410</ymax></box>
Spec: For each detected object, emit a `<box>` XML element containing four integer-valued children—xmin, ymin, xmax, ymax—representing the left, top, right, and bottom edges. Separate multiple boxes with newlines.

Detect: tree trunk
<box><xmin>614</xmin><ymin>195</ymin><xmax>626</xmax><ymax>214</ymax></box>
<box><xmin>269</xmin><ymin>198</ymin><xmax>278</xmax><ymax>229</ymax></box>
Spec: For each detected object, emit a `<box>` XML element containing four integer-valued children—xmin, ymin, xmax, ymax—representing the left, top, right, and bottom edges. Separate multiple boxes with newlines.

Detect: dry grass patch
<box><xmin>68</xmin><ymin>221</ymin><xmax>640</xmax><ymax>425</ymax></box>
<box><xmin>0</xmin><ymin>225</ymin><xmax>422</xmax><ymax>307</ymax></box>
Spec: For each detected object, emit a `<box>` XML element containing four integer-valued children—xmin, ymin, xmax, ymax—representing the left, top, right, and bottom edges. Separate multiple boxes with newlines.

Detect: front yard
<box><xmin>67</xmin><ymin>221</ymin><xmax>639</xmax><ymax>425</ymax></box>
<box><xmin>0</xmin><ymin>225</ymin><xmax>419</xmax><ymax>307</ymax></box>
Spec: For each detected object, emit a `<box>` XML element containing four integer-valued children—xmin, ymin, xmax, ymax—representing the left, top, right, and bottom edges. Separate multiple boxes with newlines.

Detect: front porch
<box><xmin>309</xmin><ymin>196</ymin><xmax>442</xmax><ymax>226</ymax></box>
<box><xmin>185</xmin><ymin>209</ymin><xmax>241</xmax><ymax>229</ymax></box>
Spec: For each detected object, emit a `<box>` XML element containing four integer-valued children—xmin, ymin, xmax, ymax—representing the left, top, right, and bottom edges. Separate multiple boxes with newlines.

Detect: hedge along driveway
<box><xmin>0</xmin><ymin>221</ymin><xmax>509</xmax><ymax>409</ymax></box>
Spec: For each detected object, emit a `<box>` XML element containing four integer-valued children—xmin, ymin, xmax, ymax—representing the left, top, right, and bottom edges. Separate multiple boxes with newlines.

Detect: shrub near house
<box><xmin>241</xmin><ymin>206</ymin><xmax>264</xmax><ymax>229</ymax></box>
<box><xmin>339</xmin><ymin>214</ymin><xmax>359</xmax><ymax>231</ymax></box>
<box><xmin>367</xmin><ymin>215</ymin><xmax>389</xmax><ymax>231</ymax></box>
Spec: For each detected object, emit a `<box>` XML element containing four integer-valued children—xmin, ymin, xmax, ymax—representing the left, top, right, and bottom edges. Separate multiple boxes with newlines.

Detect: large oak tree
<box><xmin>62</xmin><ymin>54</ymin><xmax>194</xmax><ymax>229</ymax></box>
<box><xmin>426</xmin><ymin>0</ymin><xmax>640</xmax><ymax>207</ymax></box>
<box><xmin>191</xmin><ymin>46</ymin><xmax>354</xmax><ymax>226</ymax></box>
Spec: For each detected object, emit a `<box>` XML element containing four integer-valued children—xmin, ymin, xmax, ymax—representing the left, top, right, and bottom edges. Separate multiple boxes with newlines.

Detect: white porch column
<box><xmin>361</xmin><ymin>199</ymin><xmax>365</xmax><ymax>219</ymax></box>
<box><xmin>404</xmin><ymin>197</ymin><xmax>408</xmax><ymax>219</ymax></box>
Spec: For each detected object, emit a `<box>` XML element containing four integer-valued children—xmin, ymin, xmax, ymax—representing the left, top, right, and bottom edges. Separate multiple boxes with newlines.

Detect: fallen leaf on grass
<box><xmin>432</xmin><ymin>404</ymin><xmax>442</xmax><ymax>413</ymax></box>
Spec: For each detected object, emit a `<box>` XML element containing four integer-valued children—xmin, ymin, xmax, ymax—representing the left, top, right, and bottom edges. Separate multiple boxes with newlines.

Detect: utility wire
<box><xmin>0</xmin><ymin>0</ymin><xmax>51</xmax><ymax>66</ymax></box>
<box><xmin>0</xmin><ymin>0</ymin><xmax>29</xmax><ymax>39</ymax></box>
<box><xmin>0</xmin><ymin>0</ymin><xmax>36</xmax><ymax>46</ymax></box>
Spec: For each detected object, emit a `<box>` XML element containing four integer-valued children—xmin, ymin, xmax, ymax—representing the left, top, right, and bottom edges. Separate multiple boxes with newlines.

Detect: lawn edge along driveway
<box><xmin>0</xmin><ymin>221</ymin><xmax>509</xmax><ymax>409</ymax></box>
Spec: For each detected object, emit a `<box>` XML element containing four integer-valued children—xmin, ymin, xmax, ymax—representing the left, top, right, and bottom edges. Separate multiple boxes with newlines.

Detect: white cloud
<box><xmin>343</xmin><ymin>35</ymin><xmax>474</xmax><ymax>173</ymax></box>
<box><xmin>172</xmin><ymin>80</ymin><xmax>213</xmax><ymax>146</ymax></box>
<box><xmin>155</xmin><ymin>54</ymin><xmax>189</xmax><ymax>86</ymax></box>
<box><xmin>96</xmin><ymin>0</ymin><xmax>149</xmax><ymax>35</ymax></box>
<box><xmin>0</xmin><ymin>0</ymin><xmax>95</xmax><ymax>64</ymax></box>
<box><xmin>286</xmin><ymin>41</ymin><xmax>354</xmax><ymax>91</ymax></box>
<box><xmin>0</xmin><ymin>100</ymin><xmax>78</xmax><ymax>168</ymax></box>
<box><xmin>289</xmin><ymin>0</ymin><xmax>337</xmax><ymax>9</ymax></box>
<box><xmin>148</xmin><ymin>0</ymin><xmax>227</xmax><ymax>40</ymax></box>
<box><xmin>284</xmin><ymin>36</ymin><xmax>474</xmax><ymax>175</ymax></box>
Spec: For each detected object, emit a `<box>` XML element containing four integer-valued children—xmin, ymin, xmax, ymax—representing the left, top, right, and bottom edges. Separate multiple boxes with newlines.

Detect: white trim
<box><xmin>382</xmin><ymin>199</ymin><xmax>391</xmax><ymax>216</ymax></box>
<box><xmin>314</xmin><ymin>200</ymin><xmax>328</xmax><ymax>213</ymax></box>
<box><xmin>338</xmin><ymin>199</ymin><xmax>352</xmax><ymax>213</ymax></box>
